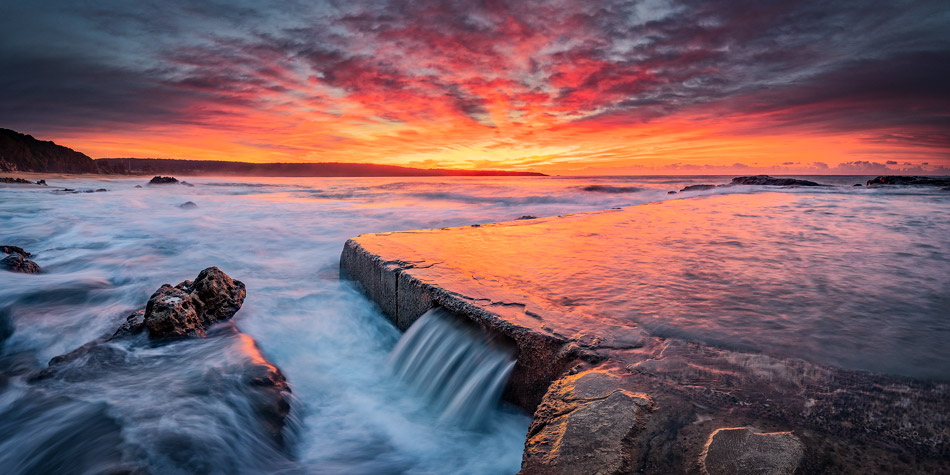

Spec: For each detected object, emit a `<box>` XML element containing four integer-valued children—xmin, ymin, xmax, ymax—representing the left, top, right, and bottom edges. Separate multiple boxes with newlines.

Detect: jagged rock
<box><xmin>730</xmin><ymin>175</ymin><xmax>820</xmax><ymax>186</ymax></box>
<box><xmin>179</xmin><ymin>201</ymin><xmax>198</xmax><ymax>209</ymax></box>
<box><xmin>142</xmin><ymin>267</ymin><xmax>245</xmax><ymax>339</ymax></box>
<box><xmin>680</xmin><ymin>184</ymin><xmax>717</xmax><ymax>192</ymax></box>
<box><xmin>1</xmin><ymin>245</ymin><xmax>30</xmax><ymax>257</ymax></box>
<box><xmin>111</xmin><ymin>310</ymin><xmax>146</xmax><ymax>339</ymax></box>
<box><xmin>866</xmin><ymin>176</ymin><xmax>950</xmax><ymax>187</ymax></box>
<box><xmin>148</xmin><ymin>176</ymin><xmax>179</xmax><ymax>185</ymax></box>
<box><xmin>1</xmin><ymin>177</ymin><xmax>33</xmax><ymax>184</ymax></box>
<box><xmin>1</xmin><ymin>246</ymin><xmax>40</xmax><ymax>273</ymax></box>
<box><xmin>700</xmin><ymin>427</ymin><xmax>804</xmax><ymax>475</ymax></box>
<box><xmin>522</xmin><ymin>370</ymin><xmax>653</xmax><ymax>475</ymax></box>
<box><xmin>516</xmin><ymin>215</ymin><xmax>537</xmax><ymax>220</ymax></box>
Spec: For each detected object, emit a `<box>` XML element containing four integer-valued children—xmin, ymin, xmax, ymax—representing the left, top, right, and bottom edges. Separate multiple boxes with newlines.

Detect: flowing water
<box><xmin>388</xmin><ymin>308</ymin><xmax>516</xmax><ymax>429</ymax></box>
<box><xmin>0</xmin><ymin>174</ymin><xmax>947</xmax><ymax>473</ymax></box>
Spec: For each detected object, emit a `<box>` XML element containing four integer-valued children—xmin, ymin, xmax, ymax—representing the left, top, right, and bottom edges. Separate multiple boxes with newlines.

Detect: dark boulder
<box><xmin>667</xmin><ymin>190</ymin><xmax>677</xmax><ymax>194</ymax></box>
<box><xmin>1</xmin><ymin>246</ymin><xmax>40</xmax><ymax>273</ymax></box>
<box><xmin>36</xmin><ymin>179</ymin><xmax>47</xmax><ymax>185</ymax></box>
<box><xmin>680</xmin><ymin>184</ymin><xmax>717</xmax><ymax>192</ymax></box>
<box><xmin>730</xmin><ymin>175</ymin><xmax>821</xmax><ymax>186</ymax></box>
<box><xmin>854</xmin><ymin>183</ymin><xmax>863</xmax><ymax>186</ymax></box>
<box><xmin>148</xmin><ymin>176</ymin><xmax>179</xmax><ymax>185</ymax></box>
<box><xmin>142</xmin><ymin>267</ymin><xmax>246</xmax><ymax>339</ymax></box>
<box><xmin>866</xmin><ymin>176</ymin><xmax>950</xmax><ymax>187</ymax></box>
<box><xmin>179</xmin><ymin>201</ymin><xmax>198</xmax><ymax>209</ymax></box>
<box><xmin>516</xmin><ymin>215</ymin><xmax>538</xmax><ymax>220</ymax></box>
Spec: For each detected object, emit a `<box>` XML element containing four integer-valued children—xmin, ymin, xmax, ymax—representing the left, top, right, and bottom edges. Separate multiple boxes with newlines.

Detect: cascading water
<box><xmin>387</xmin><ymin>308</ymin><xmax>516</xmax><ymax>429</ymax></box>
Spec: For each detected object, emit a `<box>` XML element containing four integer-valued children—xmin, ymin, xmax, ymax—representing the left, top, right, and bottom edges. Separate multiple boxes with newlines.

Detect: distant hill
<box><xmin>0</xmin><ymin>128</ymin><xmax>546</xmax><ymax>177</ymax></box>
<box><xmin>95</xmin><ymin>158</ymin><xmax>547</xmax><ymax>177</ymax></box>
<box><xmin>0</xmin><ymin>128</ymin><xmax>99</xmax><ymax>173</ymax></box>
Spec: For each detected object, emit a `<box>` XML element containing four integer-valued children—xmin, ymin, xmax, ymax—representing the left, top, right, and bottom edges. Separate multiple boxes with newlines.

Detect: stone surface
<box><xmin>866</xmin><ymin>175</ymin><xmax>950</xmax><ymax>187</ymax></box>
<box><xmin>142</xmin><ymin>267</ymin><xmax>246</xmax><ymax>339</ymax></box>
<box><xmin>700</xmin><ymin>427</ymin><xmax>804</xmax><ymax>475</ymax></box>
<box><xmin>729</xmin><ymin>175</ymin><xmax>820</xmax><ymax>186</ymax></box>
<box><xmin>523</xmin><ymin>370</ymin><xmax>653</xmax><ymax>475</ymax></box>
<box><xmin>178</xmin><ymin>201</ymin><xmax>198</xmax><ymax>209</ymax></box>
<box><xmin>148</xmin><ymin>175</ymin><xmax>179</xmax><ymax>185</ymax></box>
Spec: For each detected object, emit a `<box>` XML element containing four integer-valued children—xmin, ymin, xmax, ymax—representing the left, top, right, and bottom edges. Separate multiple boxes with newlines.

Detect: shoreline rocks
<box><xmin>148</xmin><ymin>175</ymin><xmax>179</xmax><ymax>185</ymax></box>
<box><xmin>866</xmin><ymin>175</ymin><xmax>950</xmax><ymax>187</ymax></box>
<box><xmin>729</xmin><ymin>175</ymin><xmax>821</xmax><ymax>186</ymax></box>
<box><xmin>1</xmin><ymin>245</ymin><xmax>41</xmax><ymax>273</ymax></box>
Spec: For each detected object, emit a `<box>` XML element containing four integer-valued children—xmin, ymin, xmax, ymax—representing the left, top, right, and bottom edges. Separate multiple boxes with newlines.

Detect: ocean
<box><xmin>1</xmin><ymin>175</ymin><xmax>947</xmax><ymax>473</ymax></box>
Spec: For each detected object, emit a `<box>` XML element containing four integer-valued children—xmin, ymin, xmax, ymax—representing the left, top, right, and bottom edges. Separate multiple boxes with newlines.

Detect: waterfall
<box><xmin>387</xmin><ymin>308</ymin><xmax>516</xmax><ymax>429</ymax></box>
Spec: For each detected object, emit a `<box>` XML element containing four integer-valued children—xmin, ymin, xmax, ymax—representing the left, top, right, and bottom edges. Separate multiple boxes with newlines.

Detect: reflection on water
<box><xmin>0</xmin><ymin>174</ymin><xmax>947</xmax><ymax>473</ymax></box>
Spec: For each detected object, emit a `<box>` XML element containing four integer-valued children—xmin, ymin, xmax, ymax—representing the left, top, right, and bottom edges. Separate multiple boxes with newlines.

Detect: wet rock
<box><xmin>180</xmin><ymin>180</ymin><xmax>195</xmax><ymax>187</ymax></box>
<box><xmin>134</xmin><ymin>185</ymin><xmax>143</xmax><ymax>188</ymax></box>
<box><xmin>36</xmin><ymin>179</ymin><xmax>47</xmax><ymax>185</ymax></box>
<box><xmin>179</xmin><ymin>201</ymin><xmax>198</xmax><ymax>209</ymax></box>
<box><xmin>700</xmin><ymin>427</ymin><xmax>804</xmax><ymax>475</ymax></box>
<box><xmin>866</xmin><ymin>176</ymin><xmax>950</xmax><ymax>187</ymax></box>
<box><xmin>522</xmin><ymin>370</ymin><xmax>653</xmax><ymax>475</ymax></box>
<box><xmin>730</xmin><ymin>175</ymin><xmax>821</xmax><ymax>186</ymax></box>
<box><xmin>1</xmin><ymin>245</ymin><xmax>31</xmax><ymax>257</ymax></box>
<box><xmin>667</xmin><ymin>190</ymin><xmax>677</xmax><ymax>194</ymax></box>
<box><xmin>111</xmin><ymin>310</ymin><xmax>146</xmax><ymax>339</ymax></box>
<box><xmin>1</xmin><ymin>246</ymin><xmax>41</xmax><ymax>273</ymax></box>
<box><xmin>141</xmin><ymin>267</ymin><xmax>246</xmax><ymax>339</ymax></box>
<box><xmin>680</xmin><ymin>184</ymin><xmax>717</xmax><ymax>192</ymax></box>
<box><xmin>853</xmin><ymin>183</ymin><xmax>863</xmax><ymax>186</ymax></box>
<box><xmin>148</xmin><ymin>175</ymin><xmax>179</xmax><ymax>185</ymax></box>
<box><xmin>0</xmin><ymin>177</ymin><xmax>33</xmax><ymax>184</ymax></box>
<box><xmin>516</xmin><ymin>215</ymin><xmax>538</xmax><ymax>220</ymax></box>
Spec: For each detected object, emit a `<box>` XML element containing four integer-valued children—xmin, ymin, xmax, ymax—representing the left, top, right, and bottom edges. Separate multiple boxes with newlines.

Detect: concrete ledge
<box><xmin>340</xmin><ymin>204</ymin><xmax>950</xmax><ymax>474</ymax></box>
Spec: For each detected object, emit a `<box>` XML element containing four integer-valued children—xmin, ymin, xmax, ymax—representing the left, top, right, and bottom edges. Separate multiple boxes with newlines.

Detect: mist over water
<box><xmin>1</xmin><ymin>174</ymin><xmax>947</xmax><ymax>473</ymax></box>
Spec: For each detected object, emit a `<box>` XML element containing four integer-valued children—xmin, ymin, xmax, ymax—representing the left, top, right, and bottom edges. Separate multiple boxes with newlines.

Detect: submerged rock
<box><xmin>516</xmin><ymin>215</ymin><xmax>538</xmax><ymax>220</ymax></box>
<box><xmin>0</xmin><ymin>177</ymin><xmax>33</xmax><ymax>184</ymax></box>
<box><xmin>866</xmin><ymin>176</ymin><xmax>950</xmax><ymax>187</ymax></box>
<box><xmin>36</xmin><ymin>179</ymin><xmax>47</xmax><ymax>185</ymax></box>
<box><xmin>700</xmin><ymin>427</ymin><xmax>804</xmax><ymax>475</ymax></box>
<box><xmin>148</xmin><ymin>175</ymin><xmax>179</xmax><ymax>185</ymax></box>
<box><xmin>1</xmin><ymin>245</ymin><xmax>40</xmax><ymax>273</ymax></box>
<box><xmin>730</xmin><ymin>175</ymin><xmax>821</xmax><ymax>186</ymax></box>
<box><xmin>680</xmin><ymin>184</ymin><xmax>717</xmax><ymax>192</ymax></box>
<box><xmin>180</xmin><ymin>180</ymin><xmax>195</xmax><ymax>187</ymax></box>
<box><xmin>143</xmin><ymin>267</ymin><xmax>246</xmax><ymax>339</ymax></box>
<box><xmin>179</xmin><ymin>201</ymin><xmax>198</xmax><ymax>209</ymax></box>
<box><xmin>581</xmin><ymin>185</ymin><xmax>642</xmax><ymax>193</ymax></box>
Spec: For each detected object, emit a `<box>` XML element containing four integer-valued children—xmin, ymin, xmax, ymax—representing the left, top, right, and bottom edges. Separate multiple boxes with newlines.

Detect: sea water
<box><xmin>0</xmin><ymin>175</ymin><xmax>947</xmax><ymax>473</ymax></box>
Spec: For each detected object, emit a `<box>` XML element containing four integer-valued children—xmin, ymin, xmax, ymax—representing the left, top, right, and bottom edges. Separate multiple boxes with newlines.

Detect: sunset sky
<box><xmin>1</xmin><ymin>0</ymin><xmax>947</xmax><ymax>174</ymax></box>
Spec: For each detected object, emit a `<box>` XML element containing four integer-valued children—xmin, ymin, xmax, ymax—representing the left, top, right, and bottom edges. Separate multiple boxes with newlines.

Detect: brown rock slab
<box><xmin>700</xmin><ymin>427</ymin><xmax>804</xmax><ymax>475</ymax></box>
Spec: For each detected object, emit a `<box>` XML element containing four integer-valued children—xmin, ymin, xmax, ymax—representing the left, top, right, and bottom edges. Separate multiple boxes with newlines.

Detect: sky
<box><xmin>1</xmin><ymin>0</ymin><xmax>948</xmax><ymax>174</ymax></box>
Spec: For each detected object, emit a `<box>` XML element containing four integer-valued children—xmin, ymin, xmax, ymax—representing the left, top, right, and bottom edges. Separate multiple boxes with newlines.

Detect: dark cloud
<box><xmin>0</xmin><ymin>0</ymin><xmax>947</xmax><ymax>154</ymax></box>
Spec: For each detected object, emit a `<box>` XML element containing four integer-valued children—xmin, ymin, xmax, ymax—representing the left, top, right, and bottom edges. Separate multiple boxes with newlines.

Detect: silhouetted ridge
<box><xmin>96</xmin><ymin>158</ymin><xmax>547</xmax><ymax>177</ymax></box>
<box><xmin>0</xmin><ymin>128</ymin><xmax>98</xmax><ymax>173</ymax></box>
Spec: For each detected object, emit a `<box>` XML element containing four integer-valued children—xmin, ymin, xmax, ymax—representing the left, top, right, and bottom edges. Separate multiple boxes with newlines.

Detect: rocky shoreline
<box><xmin>341</xmin><ymin>215</ymin><xmax>950</xmax><ymax>474</ymax></box>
